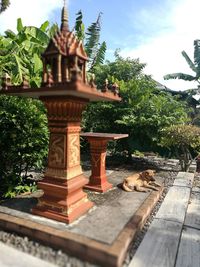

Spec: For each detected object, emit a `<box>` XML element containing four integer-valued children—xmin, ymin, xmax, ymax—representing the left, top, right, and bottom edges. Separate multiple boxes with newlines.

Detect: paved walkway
<box><xmin>129</xmin><ymin>171</ymin><xmax>200</xmax><ymax>267</ymax></box>
<box><xmin>0</xmin><ymin>241</ymin><xmax>57</xmax><ymax>267</ymax></box>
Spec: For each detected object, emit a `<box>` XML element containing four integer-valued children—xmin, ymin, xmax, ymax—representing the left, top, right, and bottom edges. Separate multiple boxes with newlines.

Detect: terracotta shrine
<box><xmin>0</xmin><ymin>5</ymin><xmax>123</xmax><ymax>223</ymax></box>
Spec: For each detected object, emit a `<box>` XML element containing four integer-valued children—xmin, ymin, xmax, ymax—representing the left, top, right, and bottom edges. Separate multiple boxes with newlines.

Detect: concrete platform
<box><xmin>0</xmin><ymin>169</ymin><xmax>165</xmax><ymax>267</ymax></box>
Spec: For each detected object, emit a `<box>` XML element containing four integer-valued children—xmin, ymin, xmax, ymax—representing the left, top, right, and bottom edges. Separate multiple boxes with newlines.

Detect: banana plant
<box><xmin>0</xmin><ymin>18</ymin><xmax>58</xmax><ymax>87</ymax></box>
<box><xmin>164</xmin><ymin>40</ymin><xmax>200</xmax><ymax>87</ymax></box>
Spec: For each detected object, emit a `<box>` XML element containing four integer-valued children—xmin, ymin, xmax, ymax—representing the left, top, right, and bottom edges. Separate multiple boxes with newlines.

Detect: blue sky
<box><xmin>51</xmin><ymin>0</ymin><xmax>174</xmax><ymax>57</ymax></box>
<box><xmin>0</xmin><ymin>0</ymin><xmax>200</xmax><ymax>91</ymax></box>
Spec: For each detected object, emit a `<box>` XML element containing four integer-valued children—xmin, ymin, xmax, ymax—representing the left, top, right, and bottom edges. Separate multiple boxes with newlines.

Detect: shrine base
<box><xmin>32</xmin><ymin>174</ymin><xmax>93</xmax><ymax>224</ymax></box>
<box><xmin>84</xmin><ymin>176</ymin><xmax>113</xmax><ymax>193</ymax></box>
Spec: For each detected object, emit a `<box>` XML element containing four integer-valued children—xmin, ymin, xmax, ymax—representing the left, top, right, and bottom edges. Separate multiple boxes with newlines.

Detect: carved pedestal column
<box><xmin>84</xmin><ymin>139</ymin><xmax>113</xmax><ymax>193</ymax></box>
<box><xmin>32</xmin><ymin>96</ymin><xmax>93</xmax><ymax>223</ymax></box>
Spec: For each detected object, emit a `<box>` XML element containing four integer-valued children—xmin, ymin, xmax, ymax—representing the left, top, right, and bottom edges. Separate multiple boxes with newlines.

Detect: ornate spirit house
<box><xmin>1</xmin><ymin>4</ymin><xmax>121</xmax><ymax>223</ymax></box>
<box><xmin>42</xmin><ymin>7</ymin><xmax>87</xmax><ymax>85</ymax></box>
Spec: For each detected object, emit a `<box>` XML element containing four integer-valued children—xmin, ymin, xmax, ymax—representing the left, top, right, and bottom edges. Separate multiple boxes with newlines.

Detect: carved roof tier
<box><xmin>43</xmin><ymin>31</ymin><xmax>88</xmax><ymax>60</ymax></box>
<box><xmin>43</xmin><ymin>5</ymin><xmax>88</xmax><ymax>61</ymax></box>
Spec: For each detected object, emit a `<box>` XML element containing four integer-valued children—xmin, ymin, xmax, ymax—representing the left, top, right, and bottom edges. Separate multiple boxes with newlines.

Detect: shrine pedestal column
<box><xmin>32</xmin><ymin>96</ymin><xmax>93</xmax><ymax>224</ymax></box>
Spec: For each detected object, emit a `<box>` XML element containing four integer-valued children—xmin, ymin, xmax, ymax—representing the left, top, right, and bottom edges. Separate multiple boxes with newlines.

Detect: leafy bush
<box><xmin>160</xmin><ymin>124</ymin><xmax>200</xmax><ymax>171</ymax></box>
<box><xmin>0</xmin><ymin>95</ymin><xmax>49</xmax><ymax>197</ymax></box>
<box><xmin>82</xmin><ymin>54</ymin><xmax>189</xmax><ymax>158</ymax></box>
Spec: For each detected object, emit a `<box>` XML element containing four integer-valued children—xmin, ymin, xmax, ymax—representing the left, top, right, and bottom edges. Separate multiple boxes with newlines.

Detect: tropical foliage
<box><xmin>0</xmin><ymin>11</ymin><xmax>195</xmax><ymax>198</ymax></box>
<box><xmin>0</xmin><ymin>18</ymin><xmax>57</xmax><ymax>87</ymax></box>
<box><xmin>160</xmin><ymin>124</ymin><xmax>200</xmax><ymax>171</ymax></box>
<box><xmin>0</xmin><ymin>11</ymin><xmax>106</xmax><ymax>87</ymax></box>
<box><xmin>0</xmin><ymin>0</ymin><xmax>10</xmax><ymax>14</ymax></box>
<box><xmin>75</xmin><ymin>11</ymin><xmax>106</xmax><ymax>71</ymax></box>
<box><xmin>164</xmin><ymin>40</ymin><xmax>200</xmax><ymax>94</ymax></box>
<box><xmin>82</xmin><ymin>53</ymin><xmax>189</xmax><ymax>158</ymax></box>
<box><xmin>0</xmin><ymin>95</ymin><xmax>49</xmax><ymax>198</ymax></box>
<box><xmin>0</xmin><ymin>11</ymin><xmax>107</xmax><ymax>197</ymax></box>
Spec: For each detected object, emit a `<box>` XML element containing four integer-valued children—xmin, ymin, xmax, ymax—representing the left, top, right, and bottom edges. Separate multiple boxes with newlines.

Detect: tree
<box><xmin>93</xmin><ymin>51</ymin><xmax>146</xmax><ymax>87</ymax></box>
<box><xmin>160</xmin><ymin>124</ymin><xmax>200</xmax><ymax>171</ymax></box>
<box><xmin>164</xmin><ymin>40</ymin><xmax>200</xmax><ymax>94</ymax></box>
<box><xmin>82</xmin><ymin>54</ymin><xmax>189</xmax><ymax>158</ymax></box>
<box><xmin>0</xmin><ymin>0</ymin><xmax>10</xmax><ymax>14</ymax></box>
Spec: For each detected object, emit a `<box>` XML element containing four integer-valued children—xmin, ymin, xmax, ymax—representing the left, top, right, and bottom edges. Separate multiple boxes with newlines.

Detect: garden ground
<box><xmin>0</xmin><ymin>156</ymin><xmax>198</xmax><ymax>267</ymax></box>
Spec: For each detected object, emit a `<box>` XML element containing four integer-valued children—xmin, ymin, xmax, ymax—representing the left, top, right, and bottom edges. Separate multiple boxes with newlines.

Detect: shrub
<box><xmin>160</xmin><ymin>124</ymin><xmax>200</xmax><ymax>171</ymax></box>
<box><xmin>82</xmin><ymin>54</ymin><xmax>190</xmax><ymax>158</ymax></box>
<box><xmin>0</xmin><ymin>95</ymin><xmax>49</xmax><ymax>197</ymax></box>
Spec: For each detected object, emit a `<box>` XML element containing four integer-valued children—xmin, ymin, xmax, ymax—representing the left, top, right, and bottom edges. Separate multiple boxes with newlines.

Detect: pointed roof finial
<box><xmin>61</xmin><ymin>0</ymin><xmax>69</xmax><ymax>32</ymax></box>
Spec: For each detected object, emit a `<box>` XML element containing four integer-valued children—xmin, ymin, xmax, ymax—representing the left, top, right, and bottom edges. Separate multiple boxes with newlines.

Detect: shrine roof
<box><xmin>43</xmin><ymin>5</ymin><xmax>88</xmax><ymax>60</ymax></box>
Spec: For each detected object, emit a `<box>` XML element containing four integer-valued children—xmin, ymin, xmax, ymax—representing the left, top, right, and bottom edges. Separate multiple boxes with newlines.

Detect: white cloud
<box><xmin>0</xmin><ymin>0</ymin><xmax>66</xmax><ymax>33</ymax></box>
<box><xmin>121</xmin><ymin>0</ymin><xmax>200</xmax><ymax>91</ymax></box>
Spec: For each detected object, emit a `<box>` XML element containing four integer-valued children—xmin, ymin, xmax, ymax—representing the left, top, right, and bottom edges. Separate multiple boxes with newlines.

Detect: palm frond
<box><xmin>194</xmin><ymin>40</ymin><xmax>200</xmax><ymax>75</ymax></box>
<box><xmin>75</xmin><ymin>10</ymin><xmax>85</xmax><ymax>41</ymax></box>
<box><xmin>17</xmin><ymin>18</ymin><xmax>24</xmax><ymax>33</ymax></box>
<box><xmin>184</xmin><ymin>88</ymin><xmax>200</xmax><ymax>96</ymax></box>
<box><xmin>94</xmin><ymin>41</ymin><xmax>107</xmax><ymax>65</ymax></box>
<box><xmin>40</xmin><ymin>21</ymin><xmax>49</xmax><ymax>32</ymax></box>
<box><xmin>4</xmin><ymin>30</ymin><xmax>16</xmax><ymax>39</ymax></box>
<box><xmin>164</xmin><ymin>73</ymin><xmax>196</xmax><ymax>81</ymax></box>
<box><xmin>181</xmin><ymin>50</ymin><xmax>196</xmax><ymax>73</ymax></box>
<box><xmin>85</xmin><ymin>12</ymin><xmax>102</xmax><ymax>59</ymax></box>
<box><xmin>89</xmin><ymin>41</ymin><xmax>106</xmax><ymax>71</ymax></box>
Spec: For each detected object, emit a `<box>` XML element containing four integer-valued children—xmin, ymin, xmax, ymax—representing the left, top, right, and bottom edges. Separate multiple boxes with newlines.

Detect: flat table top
<box><xmin>80</xmin><ymin>132</ymin><xmax>128</xmax><ymax>140</ymax></box>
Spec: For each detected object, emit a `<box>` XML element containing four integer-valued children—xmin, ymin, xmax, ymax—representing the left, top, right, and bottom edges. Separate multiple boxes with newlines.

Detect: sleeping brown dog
<box><xmin>122</xmin><ymin>169</ymin><xmax>161</xmax><ymax>192</ymax></box>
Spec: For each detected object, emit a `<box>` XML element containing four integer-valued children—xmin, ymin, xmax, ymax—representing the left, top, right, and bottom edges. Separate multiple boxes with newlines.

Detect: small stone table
<box><xmin>81</xmin><ymin>133</ymin><xmax>128</xmax><ymax>192</ymax></box>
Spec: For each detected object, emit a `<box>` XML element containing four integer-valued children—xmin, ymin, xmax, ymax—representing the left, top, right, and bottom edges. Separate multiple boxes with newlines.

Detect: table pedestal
<box><xmin>81</xmin><ymin>133</ymin><xmax>128</xmax><ymax>193</ymax></box>
<box><xmin>84</xmin><ymin>139</ymin><xmax>112</xmax><ymax>193</ymax></box>
<box><xmin>32</xmin><ymin>96</ymin><xmax>93</xmax><ymax>224</ymax></box>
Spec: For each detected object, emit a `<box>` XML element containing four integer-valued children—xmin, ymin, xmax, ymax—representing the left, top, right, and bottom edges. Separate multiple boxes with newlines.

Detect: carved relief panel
<box><xmin>68</xmin><ymin>133</ymin><xmax>80</xmax><ymax>167</ymax></box>
<box><xmin>91</xmin><ymin>152</ymin><xmax>106</xmax><ymax>168</ymax></box>
<box><xmin>48</xmin><ymin>134</ymin><xmax>65</xmax><ymax>168</ymax></box>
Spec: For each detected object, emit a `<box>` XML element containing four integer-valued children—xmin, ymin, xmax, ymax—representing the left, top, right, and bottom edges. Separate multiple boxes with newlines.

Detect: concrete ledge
<box><xmin>0</xmin><ymin>186</ymin><xmax>163</xmax><ymax>267</ymax></box>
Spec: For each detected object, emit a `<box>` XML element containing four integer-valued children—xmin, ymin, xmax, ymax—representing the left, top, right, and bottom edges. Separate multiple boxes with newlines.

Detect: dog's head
<box><xmin>143</xmin><ymin>169</ymin><xmax>156</xmax><ymax>181</ymax></box>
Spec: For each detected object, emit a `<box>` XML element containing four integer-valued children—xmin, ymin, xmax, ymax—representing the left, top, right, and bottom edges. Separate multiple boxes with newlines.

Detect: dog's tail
<box><xmin>122</xmin><ymin>180</ymin><xmax>133</xmax><ymax>192</ymax></box>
